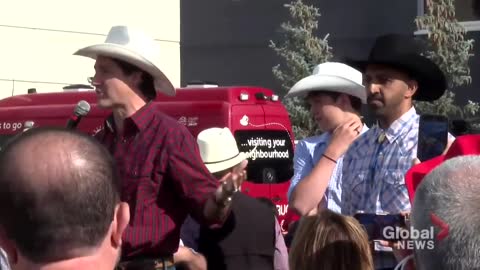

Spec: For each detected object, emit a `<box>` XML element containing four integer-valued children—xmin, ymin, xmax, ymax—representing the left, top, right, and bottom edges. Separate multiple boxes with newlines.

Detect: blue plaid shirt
<box><xmin>342</xmin><ymin>107</ymin><xmax>454</xmax><ymax>269</ymax></box>
<box><xmin>288</xmin><ymin>125</ymin><xmax>369</xmax><ymax>213</ymax></box>
<box><xmin>341</xmin><ymin>107</ymin><xmax>419</xmax><ymax>216</ymax></box>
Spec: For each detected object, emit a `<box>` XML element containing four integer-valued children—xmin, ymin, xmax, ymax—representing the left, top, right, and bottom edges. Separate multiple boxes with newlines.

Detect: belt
<box><xmin>115</xmin><ymin>256</ymin><xmax>175</xmax><ymax>270</ymax></box>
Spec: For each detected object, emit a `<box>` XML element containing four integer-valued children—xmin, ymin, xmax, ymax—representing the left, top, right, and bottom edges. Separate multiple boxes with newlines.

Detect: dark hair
<box><xmin>306</xmin><ymin>91</ymin><xmax>362</xmax><ymax>114</ymax></box>
<box><xmin>0</xmin><ymin>127</ymin><xmax>120</xmax><ymax>263</ymax></box>
<box><xmin>112</xmin><ymin>58</ymin><xmax>156</xmax><ymax>101</ymax></box>
<box><xmin>256</xmin><ymin>197</ymin><xmax>279</xmax><ymax>217</ymax></box>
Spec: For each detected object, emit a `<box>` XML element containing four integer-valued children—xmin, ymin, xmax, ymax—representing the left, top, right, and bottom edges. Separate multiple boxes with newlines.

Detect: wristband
<box><xmin>322</xmin><ymin>153</ymin><xmax>337</xmax><ymax>164</ymax></box>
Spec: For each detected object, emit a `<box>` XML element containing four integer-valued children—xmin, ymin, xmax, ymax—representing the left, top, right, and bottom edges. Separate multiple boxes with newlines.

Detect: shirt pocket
<box><xmin>123</xmin><ymin>161</ymin><xmax>162</xmax><ymax>221</ymax></box>
<box><xmin>343</xmin><ymin>170</ymin><xmax>370</xmax><ymax>214</ymax></box>
<box><xmin>379</xmin><ymin>170</ymin><xmax>410</xmax><ymax>213</ymax></box>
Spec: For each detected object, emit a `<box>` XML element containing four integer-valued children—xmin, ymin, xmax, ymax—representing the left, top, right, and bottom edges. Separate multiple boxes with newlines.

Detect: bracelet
<box><xmin>322</xmin><ymin>153</ymin><xmax>337</xmax><ymax>164</ymax></box>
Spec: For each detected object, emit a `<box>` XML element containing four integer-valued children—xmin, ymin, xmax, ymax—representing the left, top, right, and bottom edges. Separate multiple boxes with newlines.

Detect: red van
<box><xmin>0</xmin><ymin>85</ymin><xmax>295</xmax><ymax>230</ymax></box>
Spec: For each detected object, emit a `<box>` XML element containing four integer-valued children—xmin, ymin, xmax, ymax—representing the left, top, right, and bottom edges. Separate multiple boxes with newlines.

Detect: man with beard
<box><xmin>342</xmin><ymin>34</ymin><xmax>453</xmax><ymax>270</ymax></box>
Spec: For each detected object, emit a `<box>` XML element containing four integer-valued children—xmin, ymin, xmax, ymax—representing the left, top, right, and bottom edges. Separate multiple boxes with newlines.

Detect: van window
<box><xmin>235</xmin><ymin>130</ymin><xmax>294</xmax><ymax>184</ymax></box>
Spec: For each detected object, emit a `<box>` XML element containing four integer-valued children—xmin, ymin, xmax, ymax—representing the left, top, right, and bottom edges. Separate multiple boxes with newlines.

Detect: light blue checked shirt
<box><xmin>341</xmin><ymin>107</ymin><xmax>419</xmax><ymax>216</ymax></box>
<box><xmin>341</xmin><ymin>107</ymin><xmax>454</xmax><ymax>269</ymax></box>
<box><xmin>288</xmin><ymin>124</ymin><xmax>369</xmax><ymax>213</ymax></box>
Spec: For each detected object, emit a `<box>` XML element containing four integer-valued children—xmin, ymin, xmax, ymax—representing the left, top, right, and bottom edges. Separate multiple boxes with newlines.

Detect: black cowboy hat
<box><xmin>345</xmin><ymin>33</ymin><xmax>447</xmax><ymax>102</ymax></box>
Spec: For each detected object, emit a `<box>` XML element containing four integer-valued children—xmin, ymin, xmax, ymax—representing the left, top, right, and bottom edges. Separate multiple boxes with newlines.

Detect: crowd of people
<box><xmin>0</xmin><ymin>25</ymin><xmax>479</xmax><ymax>270</ymax></box>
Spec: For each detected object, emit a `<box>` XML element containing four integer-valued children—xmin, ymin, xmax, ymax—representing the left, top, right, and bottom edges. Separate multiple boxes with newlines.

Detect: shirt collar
<box><xmin>382</xmin><ymin>106</ymin><xmax>418</xmax><ymax>143</ymax></box>
<box><xmin>105</xmin><ymin>102</ymin><xmax>155</xmax><ymax>135</ymax></box>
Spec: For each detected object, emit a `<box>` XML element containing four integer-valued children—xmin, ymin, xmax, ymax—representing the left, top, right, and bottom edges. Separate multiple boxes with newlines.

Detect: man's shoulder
<box><xmin>151</xmin><ymin>108</ymin><xmax>180</xmax><ymax>126</ymax></box>
<box><xmin>150</xmin><ymin>109</ymin><xmax>194</xmax><ymax>138</ymax></box>
<box><xmin>342</xmin><ymin>127</ymin><xmax>378</xmax><ymax>163</ymax></box>
<box><xmin>234</xmin><ymin>193</ymin><xmax>276</xmax><ymax>221</ymax></box>
<box><xmin>351</xmin><ymin>127</ymin><xmax>376</xmax><ymax>148</ymax></box>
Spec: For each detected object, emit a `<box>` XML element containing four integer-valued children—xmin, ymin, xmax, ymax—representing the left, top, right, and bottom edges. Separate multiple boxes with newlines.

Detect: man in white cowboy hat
<box><xmin>342</xmin><ymin>33</ymin><xmax>455</xmax><ymax>270</ymax></box>
<box><xmin>285</xmin><ymin>62</ymin><xmax>368</xmax><ymax>216</ymax></box>
<box><xmin>74</xmin><ymin>25</ymin><xmax>247</xmax><ymax>270</ymax></box>
<box><xmin>177</xmin><ymin>127</ymin><xmax>289</xmax><ymax>270</ymax></box>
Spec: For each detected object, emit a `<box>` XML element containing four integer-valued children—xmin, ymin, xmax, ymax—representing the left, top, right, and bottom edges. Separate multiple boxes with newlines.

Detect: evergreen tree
<box><xmin>414</xmin><ymin>0</ymin><xmax>478</xmax><ymax>120</ymax></box>
<box><xmin>269</xmin><ymin>0</ymin><xmax>332</xmax><ymax>139</ymax></box>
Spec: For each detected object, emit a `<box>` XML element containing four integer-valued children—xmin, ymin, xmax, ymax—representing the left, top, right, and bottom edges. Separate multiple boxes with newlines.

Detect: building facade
<box><xmin>180</xmin><ymin>0</ymin><xmax>480</xmax><ymax>106</ymax></box>
<box><xmin>0</xmin><ymin>0</ymin><xmax>180</xmax><ymax>99</ymax></box>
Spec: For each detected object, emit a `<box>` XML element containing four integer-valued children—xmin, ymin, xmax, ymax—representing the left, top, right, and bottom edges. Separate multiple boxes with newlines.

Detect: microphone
<box><xmin>66</xmin><ymin>100</ymin><xmax>91</xmax><ymax>129</ymax></box>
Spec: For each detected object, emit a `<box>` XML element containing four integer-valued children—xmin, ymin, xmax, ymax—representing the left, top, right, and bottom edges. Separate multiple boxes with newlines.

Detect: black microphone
<box><xmin>66</xmin><ymin>100</ymin><xmax>91</xmax><ymax>129</ymax></box>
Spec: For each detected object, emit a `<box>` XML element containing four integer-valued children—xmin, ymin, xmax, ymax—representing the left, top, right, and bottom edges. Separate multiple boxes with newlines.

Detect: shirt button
<box><xmin>134</xmin><ymin>170</ymin><xmax>138</xmax><ymax>176</ymax></box>
<box><xmin>123</xmin><ymin>139</ymin><xmax>127</xmax><ymax>143</ymax></box>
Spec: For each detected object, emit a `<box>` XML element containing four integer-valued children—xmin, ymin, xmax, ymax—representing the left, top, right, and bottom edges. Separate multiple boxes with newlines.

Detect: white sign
<box><xmin>241</xmin><ymin>136</ymin><xmax>290</xmax><ymax>160</ymax></box>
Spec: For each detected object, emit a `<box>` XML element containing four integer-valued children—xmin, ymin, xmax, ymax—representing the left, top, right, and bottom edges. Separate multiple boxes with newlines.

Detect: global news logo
<box><xmin>382</xmin><ymin>226</ymin><xmax>435</xmax><ymax>250</ymax></box>
<box><xmin>382</xmin><ymin>213</ymin><xmax>449</xmax><ymax>250</ymax></box>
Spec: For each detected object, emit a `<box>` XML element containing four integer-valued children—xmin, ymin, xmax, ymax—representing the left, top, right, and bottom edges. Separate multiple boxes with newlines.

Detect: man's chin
<box><xmin>97</xmin><ymin>100</ymin><xmax>113</xmax><ymax>110</ymax></box>
<box><xmin>368</xmin><ymin>103</ymin><xmax>384</xmax><ymax>113</ymax></box>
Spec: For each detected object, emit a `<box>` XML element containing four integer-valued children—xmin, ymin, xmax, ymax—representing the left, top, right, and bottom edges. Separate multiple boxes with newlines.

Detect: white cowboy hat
<box><xmin>285</xmin><ymin>62</ymin><xmax>366</xmax><ymax>103</ymax></box>
<box><xmin>197</xmin><ymin>127</ymin><xmax>254</xmax><ymax>173</ymax></box>
<box><xmin>73</xmin><ymin>25</ymin><xmax>175</xmax><ymax>96</ymax></box>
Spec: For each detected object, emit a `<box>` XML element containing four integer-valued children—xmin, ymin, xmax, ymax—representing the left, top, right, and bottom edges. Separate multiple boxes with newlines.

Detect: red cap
<box><xmin>405</xmin><ymin>134</ymin><xmax>480</xmax><ymax>204</ymax></box>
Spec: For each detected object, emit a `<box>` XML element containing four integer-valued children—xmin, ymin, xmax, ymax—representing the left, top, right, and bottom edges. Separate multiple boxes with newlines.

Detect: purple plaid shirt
<box><xmin>95</xmin><ymin>102</ymin><xmax>219</xmax><ymax>260</ymax></box>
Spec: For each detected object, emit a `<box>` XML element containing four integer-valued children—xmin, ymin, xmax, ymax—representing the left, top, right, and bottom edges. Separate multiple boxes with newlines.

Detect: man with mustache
<box><xmin>342</xmin><ymin>34</ymin><xmax>453</xmax><ymax>270</ymax></box>
<box><xmin>285</xmin><ymin>62</ymin><xmax>368</xmax><ymax>216</ymax></box>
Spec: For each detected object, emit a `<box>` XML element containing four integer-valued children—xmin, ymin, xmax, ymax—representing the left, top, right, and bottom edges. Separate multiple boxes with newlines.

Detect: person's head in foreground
<box><xmin>411</xmin><ymin>155</ymin><xmax>480</xmax><ymax>270</ymax></box>
<box><xmin>0</xmin><ymin>127</ymin><xmax>130</xmax><ymax>270</ymax></box>
<box><xmin>197</xmin><ymin>127</ymin><xmax>248</xmax><ymax>179</ymax></box>
<box><xmin>289</xmin><ymin>209</ymin><xmax>373</xmax><ymax>270</ymax></box>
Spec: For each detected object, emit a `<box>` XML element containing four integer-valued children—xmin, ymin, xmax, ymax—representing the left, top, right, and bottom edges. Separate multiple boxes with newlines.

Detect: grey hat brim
<box><xmin>74</xmin><ymin>43</ymin><xmax>176</xmax><ymax>97</ymax></box>
<box><xmin>285</xmin><ymin>74</ymin><xmax>366</xmax><ymax>104</ymax></box>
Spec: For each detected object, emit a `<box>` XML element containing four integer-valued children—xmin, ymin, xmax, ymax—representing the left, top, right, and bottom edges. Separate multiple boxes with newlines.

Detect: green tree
<box><xmin>414</xmin><ymin>0</ymin><xmax>478</xmax><ymax>120</ymax></box>
<box><xmin>269</xmin><ymin>0</ymin><xmax>332</xmax><ymax>139</ymax></box>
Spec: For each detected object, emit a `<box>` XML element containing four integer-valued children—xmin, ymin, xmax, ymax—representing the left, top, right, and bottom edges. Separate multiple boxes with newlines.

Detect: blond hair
<box><xmin>289</xmin><ymin>209</ymin><xmax>373</xmax><ymax>270</ymax></box>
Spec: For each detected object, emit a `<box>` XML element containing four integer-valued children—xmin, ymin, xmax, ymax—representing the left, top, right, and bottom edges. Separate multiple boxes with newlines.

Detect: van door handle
<box><xmin>272</xmin><ymin>196</ymin><xmax>281</xmax><ymax>202</ymax></box>
<box><xmin>244</xmin><ymin>188</ymin><xmax>250</xmax><ymax>193</ymax></box>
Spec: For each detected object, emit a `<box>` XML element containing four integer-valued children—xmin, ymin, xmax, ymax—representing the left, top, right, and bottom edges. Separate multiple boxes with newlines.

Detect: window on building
<box><xmin>417</xmin><ymin>0</ymin><xmax>480</xmax><ymax>33</ymax></box>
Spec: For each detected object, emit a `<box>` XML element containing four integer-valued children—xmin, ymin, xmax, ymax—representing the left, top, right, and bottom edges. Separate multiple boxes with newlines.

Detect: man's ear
<box><xmin>405</xmin><ymin>79</ymin><xmax>419</xmax><ymax>99</ymax></box>
<box><xmin>111</xmin><ymin>202</ymin><xmax>130</xmax><ymax>248</ymax></box>
<box><xmin>0</xmin><ymin>228</ymin><xmax>18</xmax><ymax>264</ymax></box>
